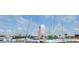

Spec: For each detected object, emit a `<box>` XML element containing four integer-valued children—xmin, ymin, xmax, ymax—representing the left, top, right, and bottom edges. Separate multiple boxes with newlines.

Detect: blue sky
<box><xmin>0</xmin><ymin>15</ymin><xmax>79</xmax><ymax>36</ymax></box>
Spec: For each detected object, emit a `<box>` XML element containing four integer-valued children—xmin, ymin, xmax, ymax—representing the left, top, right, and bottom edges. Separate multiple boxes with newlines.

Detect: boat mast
<box><xmin>26</xmin><ymin>18</ymin><xmax>32</xmax><ymax>37</ymax></box>
<box><xmin>61</xmin><ymin>21</ymin><xmax>64</xmax><ymax>39</ymax></box>
<box><xmin>52</xmin><ymin>15</ymin><xmax>55</xmax><ymax>36</ymax></box>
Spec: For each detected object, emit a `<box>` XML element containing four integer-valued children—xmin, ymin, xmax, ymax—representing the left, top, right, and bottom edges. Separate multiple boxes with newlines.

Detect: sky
<box><xmin>0</xmin><ymin>15</ymin><xmax>79</xmax><ymax>36</ymax></box>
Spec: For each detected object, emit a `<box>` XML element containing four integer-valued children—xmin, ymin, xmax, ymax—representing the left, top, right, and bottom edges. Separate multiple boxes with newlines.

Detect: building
<box><xmin>65</xmin><ymin>34</ymin><xmax>79</xmax><ymax>39</ymax></box>
<box><xmin>38</xmin><ymin>24</ymin><xmax>45</xmax><ymax>40</ymax></box>
<box><xmin>75</xmin><ymin>34</ymin><xmax>79</xmax><ymax>39</ymax></box>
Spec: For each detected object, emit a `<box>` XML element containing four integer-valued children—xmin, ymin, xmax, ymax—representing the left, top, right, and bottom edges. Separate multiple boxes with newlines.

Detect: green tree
<box><xmin>64</xmin><ymin>33</ymin><xmax>68</xmax><ymax>38</ymax></box>
<box><xmin>47</xmin><ymin>35</ymin><xmax>53</xmax><ymax>40</ymax></box>
<box><xmin>53</xmin><ymin>35</ymin><xmax>58</xmax><ymax>39</ymax></box>
<box><xmin>59</xmin><ymin>35</ymin><xmax>61</xmax><ymax>39</ymax></box>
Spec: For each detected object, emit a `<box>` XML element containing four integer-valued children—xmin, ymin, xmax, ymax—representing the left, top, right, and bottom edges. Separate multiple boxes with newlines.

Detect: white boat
<box><xmin>3</xmin><ymin>36</ymin><xmax>12</xmax><ymax>42</ymax></box>
<box><xmin>24</xmin><ymin>38</ymin><xmax>40</xmax><ymax>43</ymax></box>
<box><xmin>41</xmin><ymin>39</ymin><xmax>66</xmax><ymax>43</ymax></box>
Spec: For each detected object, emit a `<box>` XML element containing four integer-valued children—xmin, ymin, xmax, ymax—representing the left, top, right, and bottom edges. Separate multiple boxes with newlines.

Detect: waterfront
<box><xmin>0</xmin><ymin>38</ymin><xmax>79</xmax><ymax>43</ymax></box>
<box><xmin>0</xmin><ymin>15</ymin><xmax>79</xmax><ymax>43</ymax></box>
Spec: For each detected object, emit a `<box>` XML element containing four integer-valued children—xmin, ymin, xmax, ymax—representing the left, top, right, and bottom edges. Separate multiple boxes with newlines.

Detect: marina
<box><xmin>0</xmin><ymin>15</ymin><xmax>79</xmax><ymax>43</ymax></box>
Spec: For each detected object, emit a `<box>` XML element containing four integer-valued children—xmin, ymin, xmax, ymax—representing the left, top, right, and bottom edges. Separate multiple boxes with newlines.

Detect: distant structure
<box><xmin>75</xmin><ymin>34</ymin><xmax>79</xmax><ymax>39</ymax></box>
<box><xmin>64</xmin><ymin>34</ymin><xmax>79</xmax><ymax>39</ymax></box>
<box><xmin>38</xmin><ymin>24</ymin><xmax>45</xmax><ymax>40</ymax></box>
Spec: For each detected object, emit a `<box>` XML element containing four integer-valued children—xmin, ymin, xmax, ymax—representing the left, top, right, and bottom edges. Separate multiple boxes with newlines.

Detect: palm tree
<box><xmin>59</xmin><ymin>35</ymin><xmax>61</xmax><ymax>39</ymax></box>
<box><xmin>64</xmin><ymin>33</ymin><xmax>68</xmax><ymax>38</ymax></box>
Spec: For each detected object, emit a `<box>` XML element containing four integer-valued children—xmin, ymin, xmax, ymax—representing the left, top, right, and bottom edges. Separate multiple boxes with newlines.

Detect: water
<box><xmin>0</xmin><ymin>38</ymin><xmax>79</xmax><ymax>43</ymax></box>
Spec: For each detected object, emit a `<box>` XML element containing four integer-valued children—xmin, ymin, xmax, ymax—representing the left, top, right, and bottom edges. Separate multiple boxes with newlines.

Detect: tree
<box><xmin>59</xmin><ymin>35</ymin><xmax>61</xmax><ymax>39</ymax></box>
<box><xmin>53</xmin><ymin>35</ymin><xmax>58</xmax><ymax>39</ymax></box>
<box><xmin>64</xmin><ymin>33</ymin><xmax>68</xmax><ymax>38</ymax></box>
<box><xmin>47</xmin><ymin>35</ymin><xmax>58</xmax><ymax>40</ymax></box>
<box><xmin>47</xmin><ymin>35</ymin><xmax>53</xmax><ymax>40</ymax></box>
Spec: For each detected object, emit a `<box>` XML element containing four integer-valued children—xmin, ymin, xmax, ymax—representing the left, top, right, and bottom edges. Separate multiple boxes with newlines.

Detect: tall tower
<box><xmin>38</xmin><ymin>24</ymin><xmax>45</xmax><ymax>40</ymax></box>
<box><xmin>38</xmin><ymin>25</ymin><xmax>41</xmax><ymax>39</ymax></box>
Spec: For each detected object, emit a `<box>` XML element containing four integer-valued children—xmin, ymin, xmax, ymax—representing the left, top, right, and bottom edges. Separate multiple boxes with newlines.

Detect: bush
<box><xmin>53</xmin><ymin>35</ymin><xmax>58</xmax><ymax>39</ymax></box>
<box><xmin>47</xmin><ymin>35</ymin><xmax>53</xmax><ymax>40</ymax></box>
<box><xmin>47</xmin><ymin>35</ymin><xmax>58</xmax><ymax>40</ymax></box>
